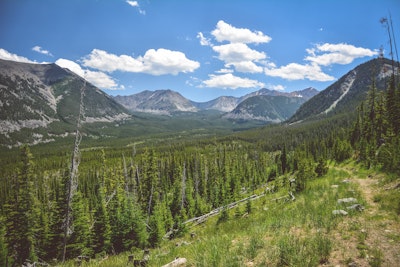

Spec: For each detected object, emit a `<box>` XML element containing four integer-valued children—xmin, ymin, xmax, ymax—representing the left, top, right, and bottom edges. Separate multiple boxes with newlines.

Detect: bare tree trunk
<box><xmin>62</xmin><ymin>80</ymin><xmax>85</xmax><ymax>262</ymax></box>
<box><xmin>122</xmin><ymin>154</ymin><xmax>129</xmax><ymax>192</ymax></box>
<box><xmin>181</xmin><ymin>163</ymin><xmax>186</xmax><ymax>211</ymax></box>
<box><xmin>147</xmin><ymin>184</ymin><xmax>154</xmax><ymax>223</ymax></box>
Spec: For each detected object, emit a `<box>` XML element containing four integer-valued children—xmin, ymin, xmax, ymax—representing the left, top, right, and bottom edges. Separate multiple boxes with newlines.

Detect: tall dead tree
<box><xmin>62</xmin><ymin>80</ymin><xmax>86</xmax><ymax>262</ymax></box>
<box><xmin>181</xmin><ymin>163</ymin><xmax>187</xmax><ymax>211</ymax></box>
<box><xmin>381</xmin><ymin>14</ymin><xmax>399</xmax><ymax>82</ymax></box>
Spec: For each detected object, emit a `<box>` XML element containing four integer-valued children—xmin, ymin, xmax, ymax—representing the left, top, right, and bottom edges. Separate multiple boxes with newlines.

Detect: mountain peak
<box><xmin>114</xmin><ymin>89</ymin><xmax>197</xmax><ymax>114</ymax></box>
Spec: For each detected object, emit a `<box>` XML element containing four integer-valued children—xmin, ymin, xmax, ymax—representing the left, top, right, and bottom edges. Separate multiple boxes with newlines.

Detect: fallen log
<box><xmin>163</xmin><ymin>194</ymin><xmax>264</xmax><ymax>239</ymax></box>
<box><xmin>162</xmin><ymin>257</ymin><xmax>187</xmax><ymax>267</ymax></box>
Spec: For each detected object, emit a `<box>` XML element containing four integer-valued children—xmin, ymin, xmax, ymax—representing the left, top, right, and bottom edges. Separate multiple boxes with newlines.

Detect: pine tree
<box><xmin>315</xmin><ymin>158</ymin><xmax>328</xmax><ymax>177</ymax></box>
<box><xmin>148</xmin><ymin>201</ymin><xmax>165</xmax><ymax>247</ymax></box>
<box><xmin>386</xmin><ymin>75</ymin><xmax>398</xmax><ymax>135</ymax></box>
<box><xmin>47</xmin><ymin>171</ymin><xmax>69</xmax><ymax>260</ymax></box>
<box><xmin>0</xmin><ymin>216</ymin><xmax>7</xmax><ymax>267</ymax></box>
<box><xmin>91</xmin><ymin>184</ymin><xmax>111</xmax><ymax>256</ymax></box>
<box><xmin>280</xmin><ymin>145</ymin><xmax>288</xmax><ymax>174</ymax></box>
<box><xmin>123</xmin><ymin>197</ymin><xmax>148</xmax><ymax>249</ymax></box>
<box><xmin>68</xmin><ymin>191</ymin><xmax>92</xmax><ymax>258</ymax></box>
<box><xmin>4</xmin><ymin>145</ymin><xmax>36</xmax><ymax>265</ymax></box>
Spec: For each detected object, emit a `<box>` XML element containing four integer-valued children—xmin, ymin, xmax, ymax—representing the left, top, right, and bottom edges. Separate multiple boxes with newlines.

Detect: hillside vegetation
<box><xmin>58</xmin><ymin>161</ymin><xmax>400</xmax><ymax>266</ymax></box>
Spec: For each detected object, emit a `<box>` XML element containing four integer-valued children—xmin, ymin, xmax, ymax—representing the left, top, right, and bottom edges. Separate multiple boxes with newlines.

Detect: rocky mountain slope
<box><xmin>288</xmin><ymin>58</ymin><xmax>399</xmax><ymax>123</ymax></box>
<box><xmin>224</xmin><ymin>95</ymin><xmax>307</xmax><ymax>122</ymax></box>
<box><xmin>114</xmin><ymin>89</ymin><xmax>197</xmax><ymax>114</ymax></box>
<box><xmin>0</xmin><ymin>59</ymin><xmax>130</xmax><ymax>145</ymax></box>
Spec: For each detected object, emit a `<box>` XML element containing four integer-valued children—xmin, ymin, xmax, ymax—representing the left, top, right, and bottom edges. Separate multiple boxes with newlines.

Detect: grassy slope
<box><xmin>59</xmin><ymin>161</ymin><xmax>400</xmax><ymax>267</ymax></box>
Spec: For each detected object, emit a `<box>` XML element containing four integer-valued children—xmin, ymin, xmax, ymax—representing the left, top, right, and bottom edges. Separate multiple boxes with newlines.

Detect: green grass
<box><xmin>59</xmin><ymin>164</ymin><xmax>361</xmax><ymax>267</ymax></box>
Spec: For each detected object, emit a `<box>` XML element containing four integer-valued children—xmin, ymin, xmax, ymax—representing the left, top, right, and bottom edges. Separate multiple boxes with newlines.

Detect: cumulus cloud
<box><xmin>0</xmin><ymin>48</ymin><xmax>35</xmax><ymax>63</ymax></box>
<box><xmin>32</xmin><ymin>46</ymin><xmax>53</xmax><ymax>56</ymax></box>
<box><xmin>211</xmin><ymin>20</ymin><xmax>271</xmax><ymax>44</ymax></box>
<box><xmin>55</xmin><ymin>58</ymin><xmax>123</xmax><ymax>90</ymax></box>
<box><xmin>213</xmin><ymin>43</ymin><xmax>266</xmax><ymax>64</ymax></box>
<box><xmin>305</xmin><ymin>43</ymin><xmax>378</xmax><ymax>66</ymax></box>
<box><xmin>227</xmin><ymin>61</ymin><xmax>264</xmax><ymax>73</ymax></box>
<box><xmin>84</xmin><ymin>70</ymin><xmax>122</xmax><ymax>90</ymax></box>
<box><xmin>126</xmin><ymin>1</ymin><xmax>145</xmax><ymax>15</ymax></box>
<box><xmin>82</xmin><ymin>48</ymin><xmax>200</xmax><ymax>75</ymax></box>
<box><xmin>203</xmin><ymin>73</ymin><xmax>264</xmax><ymax>89</ymax></box>
<box><xmin>265</xmin><ymin>62</ymin><xmax>335</xmax><ymax>81</ymax></box>
<box><xmin>55</xmin><ymin>58</ymin><xmax>85</xmax><ymax>76</ymax></box>
<box><xmin>200</xmin><ymin>21</ymin><xmax>269</xmax><ymax>78</ymax></box>
<box><xmin>197</xmin><ymin>32</ymin><xmax>212</xmax><ymax>46</ymax></box>
<box><xmin>215</xmin><ymin>68</ymin><xmax>234</xmax><ymax>74</ymax></box>
<box><xmin>126</xmin><ymin>0</ymin><xmax>139</xmax><ymax>7</ymax></box>
<box><xmin>264</xmin><ymin>42</ymin><xmax>378</xmax><ymax>82</ymax></box>
<box><xmin>267</xmin><ymin>84</ymin><xmax>285</xmax><ymax>91</ymax></box>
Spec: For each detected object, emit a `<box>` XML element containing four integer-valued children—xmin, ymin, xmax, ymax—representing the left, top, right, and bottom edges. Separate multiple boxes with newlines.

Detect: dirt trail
<box><xmin>327</xmin><ymin>167</ymin><xmax>400</xmax><ymax>267</ymax></box>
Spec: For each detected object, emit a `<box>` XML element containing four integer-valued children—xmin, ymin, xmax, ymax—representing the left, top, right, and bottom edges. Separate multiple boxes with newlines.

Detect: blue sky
<box><xmin>0</xmin><ymin>0</ymin><xmax>399</xmax><ymax>102</ymax></box>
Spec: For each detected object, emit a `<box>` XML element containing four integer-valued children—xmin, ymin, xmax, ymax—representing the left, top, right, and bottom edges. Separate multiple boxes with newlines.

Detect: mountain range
<box><xmin>113</xmin><ymin>87</ymin><xmax>318</xmax><ymax>116</ymax></box>
<box><xmin>0</xmin><ymin>57</ymin><xmax>398</xmax><ymax>146</ymax></box>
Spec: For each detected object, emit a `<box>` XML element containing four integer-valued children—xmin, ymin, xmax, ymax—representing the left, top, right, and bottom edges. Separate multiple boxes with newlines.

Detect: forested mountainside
<box><xmin>0</xmin><ymin>52</ymin><xmax>399</xmax><ymax>265</ymax></box>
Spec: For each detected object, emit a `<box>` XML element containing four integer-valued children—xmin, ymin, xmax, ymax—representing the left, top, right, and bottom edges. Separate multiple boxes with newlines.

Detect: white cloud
<box><xmin>82</xmin><ymin>48</ymin><xmax>200</xmax><ymax>75</ymax></box>
<box><xmin>263</xmin><ymin>42</ymin><xmax>377</xmax><ymax>82</ymax></box>
<box><xmin>202</xmin><ymin>21</ymin><xmax>269</xmax><ymax>79</ymax></box>
<box><xmin>84</xmin><ymin>70</ymin><xmax>121</xmax><ymax>90</ymax></box>
<box><xmin>32</xmin><ymin>46</ymin><xmax>53</xmax><ymax>56</ymax></box>
<box><xmin>82</xmin><ymin>49</ymin><xmax>143</xmax><ymax>72</ymax></box>
<box><xmin>202</xmin><ymin>73</ymin><xmax>264</xmax><ymax>89</ymax></box>
<box><xmin>197</xmin><ymin>32</ymin><xmax>212</xmax><ymax>46</ymax></box>
<box><xmin>55</xmin><ymin>58</ymin><xmax>123</xmax><ymax>90</ymax></box>
<box><xmin>143</xmin><ymin>48</ymin><xmax>200</xmax><ymax>75</ymax></box>
<box><xmin>227</xmin><ymin>61</ymin><xmax>263</xmax><ymax>73</ymax></box>
<box><xmin>126</xmin><ymin>0</ymin><xmax>139</xmax><ymax>7</ymax></box>
<box><xmin>265</xmin><ymin>63</ymin><xmax>335</xmax><ymax>82</ymax></box>
<box><xmin>212</xmin><ymin>20</ymin><xmax>271</xmax><ymax>44</ymax></box>
<box><xmin>267</xmin><ymin>84</ymin><xmax>285</xmax><ymax>91</ymax></box>
<box><xmin>212</xmin><ymin>43</ymin><xmax>265</xmax><ymax>73</ymax></box>
<box><xmin>213</xmin><ymin>43</ymin><xmax>266</xmax><ymax>64</ymax></box>
<box><xmin>0</xmin><ymin>48</ymin><xmax>35</xmax><ymax>63</ymax></box>
<box><xmin>126</xmin><ymin>1</ymin><xmax>145</xmax><ymax>15</ymax></box>
<box><xmin>216</xmin><ymin>68</ymin><xmax>234</xmax><ymax>74</ymax></box>
<box><xmin>55</xmin><ymin>58</ymin><xmax>85</xmax><ymax>76</ymax></box>
<box><xmin>305</xmin><ymin>43</ymin><xmax>378</xmax><ymax>66</ymax></box>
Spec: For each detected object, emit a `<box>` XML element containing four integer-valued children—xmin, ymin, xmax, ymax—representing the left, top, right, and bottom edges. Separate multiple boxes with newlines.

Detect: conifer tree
<box><xmin>123</xmin><ymin>196</ymin><xmax>148</xmax><ymax>249</ymax></box>
<box><xmin>0</xmin><ymin>216</ymin><xmax>7</xmax><ymax>267</ymax></box>
<box><xmin>148</xmin><ymin>201</ymin><xmax>165</xmax><ymax>247</ymax></box>
<box><xmin>4</xmin><ymin>145</ymin><xmax>36</xmax><ymax>265</ymax></box>
<box><xmin>68</xmin><ymin>191</ymin><xmax>92</xmax><ymax>258</ymax></box>
<box><xmin>47</xmin><ymin>171</ymin><xmax>69</xmax><ymax>260</ymax></box>
<box><xmin>91</xmin><ymin>184</ymin><xmax>111</xmax><ymax>256</ymax></box>
<box><xmin>386</xmin><ymin>75</ymin><xmax>399</xmax><ymax>135</ymax></box>
<box><xmin>280</xmin><ymin>145</ymin><xmax>288</xmax><ymax>174</ymax></box>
